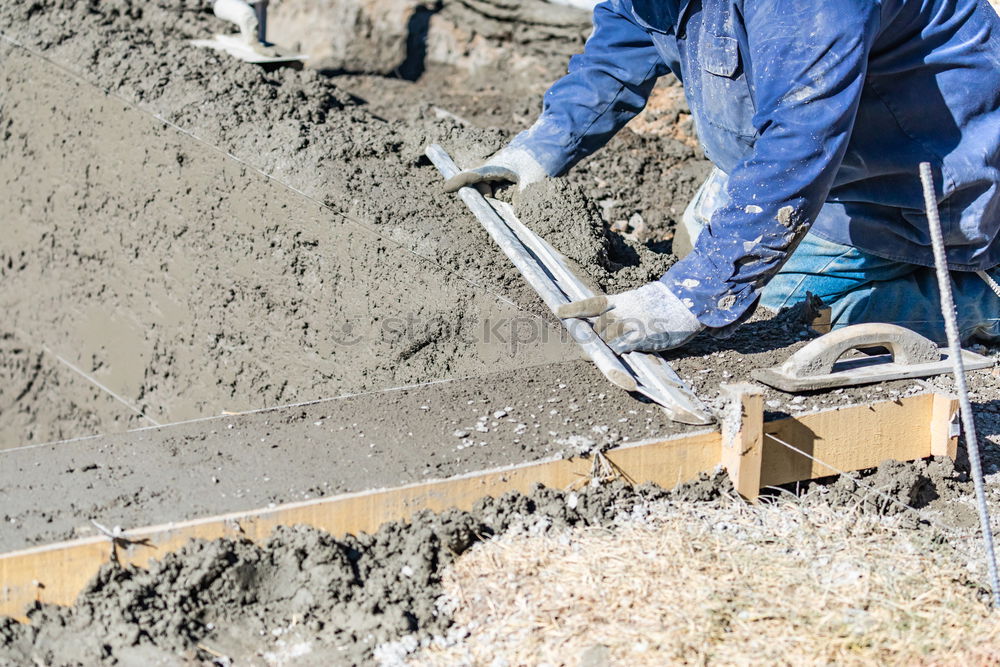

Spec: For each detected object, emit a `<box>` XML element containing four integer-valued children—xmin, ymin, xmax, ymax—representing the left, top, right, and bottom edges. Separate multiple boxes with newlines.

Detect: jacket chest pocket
<box><xmin>697</xmin><ymin>32</ymin><xmax>758</xmax><ymax>142</ymax></box>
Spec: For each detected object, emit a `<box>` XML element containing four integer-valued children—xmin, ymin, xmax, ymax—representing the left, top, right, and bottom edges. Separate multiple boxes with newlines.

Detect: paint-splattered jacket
<box><xmin>510</xmin><ymin>0</ymin><xmax>1000</xmax><ymax>328</ymax></box>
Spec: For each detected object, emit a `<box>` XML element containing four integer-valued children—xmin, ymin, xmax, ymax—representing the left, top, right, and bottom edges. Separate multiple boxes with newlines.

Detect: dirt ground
<box><xmin>2</xmin><ymin>0</ymin><xmax>1000</xmax><ymax>665</ymax></box>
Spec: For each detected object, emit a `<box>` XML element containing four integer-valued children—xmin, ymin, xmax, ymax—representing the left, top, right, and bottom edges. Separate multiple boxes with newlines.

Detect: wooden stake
<box><xmin>929</xmin><ymin>392</ymin><xmax>959</xmax><ymax>458</ymax></box>
<box><xmin>720</xmin><ymin>384</ymin><xmax>764</xmax><ymax>501</ymax></box>
<box><xmin>811</xmin><ymin>307</ymin><xmax>833</xmax><ymax>334</ymax></box>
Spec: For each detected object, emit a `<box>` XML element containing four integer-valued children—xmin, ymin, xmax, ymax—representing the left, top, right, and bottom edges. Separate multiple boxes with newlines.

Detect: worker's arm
<box><xmin>444</xmin><ymin>0</ymin><xmax>668</xmax><ymax>192</ymax></box>
<box><xmin>664</xmin><ymin>0</ymin><xmax>881</xmax><ymax>330</ymax></box>
<box><xmin>509</xmin><ymin>0</ymin><xmax>670</xmax><ymax>175</ymax></box>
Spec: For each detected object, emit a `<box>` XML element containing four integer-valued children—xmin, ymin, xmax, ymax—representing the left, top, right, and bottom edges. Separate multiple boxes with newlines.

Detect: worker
<box><xmin>444</xmin><ymin>0</ymin><xmax>1000</xmax><ymax>353</ymax></box>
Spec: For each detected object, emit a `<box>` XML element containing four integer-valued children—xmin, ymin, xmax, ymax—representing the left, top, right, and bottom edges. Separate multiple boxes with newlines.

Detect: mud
<box><xmin>0</xmin><ymin>480</ymin><xmax>702</xmax><ymax>666</ymax></box>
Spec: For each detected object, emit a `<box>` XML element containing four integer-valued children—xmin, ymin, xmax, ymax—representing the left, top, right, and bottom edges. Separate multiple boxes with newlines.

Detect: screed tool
<box><xmin>426</xmin><ymin>144</ymin><xmax>713</xmax><ymax>425</ymax></box>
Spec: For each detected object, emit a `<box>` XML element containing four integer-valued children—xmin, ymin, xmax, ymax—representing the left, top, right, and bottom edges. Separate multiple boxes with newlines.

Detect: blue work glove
<box><xmin>556</xmin><ymin>281</ymin><xmax>704</xmax><ymax>353</ymax></box>
<box><xmin>442</xmin><ymin>146</ymin><xmax>548</xmax><ymax>193</ymax></box>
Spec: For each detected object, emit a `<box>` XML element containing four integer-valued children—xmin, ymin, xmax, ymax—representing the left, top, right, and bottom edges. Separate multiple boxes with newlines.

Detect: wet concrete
<box><xmin>0</xmin><ymin>331</ymin><xmax>143</xmax><ymax>446</ymax></box>
<box><xmin>0</xmin><ymin>40</ymin><xmax>577</xmax><ymax>444</ymax></box>
<box><xmin>0</xmin><ymin>0</ymin><xmax>707</xmax><ymax>449</ymax></box>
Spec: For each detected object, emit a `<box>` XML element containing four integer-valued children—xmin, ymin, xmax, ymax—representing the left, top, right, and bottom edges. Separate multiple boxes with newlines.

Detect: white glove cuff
<box><xmin>489</xmin><ymin>147</ymin><xmax>548</xmax><ymax>190</ymax></box>
<box><xmin>640</xmin><ymin>282</ymin><xmax>701</xmax><ymax>327</ymax></box>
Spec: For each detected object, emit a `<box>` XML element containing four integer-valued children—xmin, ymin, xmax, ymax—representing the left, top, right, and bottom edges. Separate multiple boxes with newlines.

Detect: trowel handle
<box><xmin>778</xmin><ymin>323</ymin><xmax>940</xmax><ymax>378</ymax></box>
<box><xmin>213</xmin><ymin>0</ymin><xmax>258</xmax><ymax>43</ymax></box>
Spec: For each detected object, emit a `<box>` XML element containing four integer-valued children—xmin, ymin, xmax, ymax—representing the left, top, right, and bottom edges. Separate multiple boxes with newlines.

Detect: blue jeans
<box><xmin>683</xmin><ymin>169</ymin><xmax>1000</xmax><ymax>344</ymax></box>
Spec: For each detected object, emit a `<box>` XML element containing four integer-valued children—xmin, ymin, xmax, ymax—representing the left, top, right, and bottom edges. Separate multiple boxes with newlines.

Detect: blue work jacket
<box><xmin>510</xmin><ymin>0</ymin><xmax>1000</xmax><ymax>328</ymax></box>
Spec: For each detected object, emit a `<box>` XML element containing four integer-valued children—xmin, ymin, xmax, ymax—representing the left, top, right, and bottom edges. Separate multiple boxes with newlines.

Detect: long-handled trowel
<box><xmin>192</xmin><ymin>0</ymin><xmax>306</xmax><ymax>65</ymax></box>
<box><xmin>426</xmin><ymin>144</ymin><xmax>714</xmax><ymax>425</ymax></box>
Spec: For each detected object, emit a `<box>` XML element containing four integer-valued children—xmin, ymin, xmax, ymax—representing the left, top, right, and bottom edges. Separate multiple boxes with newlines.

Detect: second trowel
<box><xmin>191</xmin><ymin>0</ymin><xmax>307</xmax><ymax>65</ymax></box>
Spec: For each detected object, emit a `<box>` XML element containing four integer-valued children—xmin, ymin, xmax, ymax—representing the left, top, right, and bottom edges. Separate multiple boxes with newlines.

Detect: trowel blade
<box><xmin>191</xmin><ymin>35</ymin><xmax>307</xmax><ymax>64</ymax></box>
<box><xmin>622</xmin><ymin>351</ymin><xmax>713</xmax><ymax>424</ymax></box>
<box><xmin>634</xmin><ymin>383</ymin><xmax>713</xmax><ymax>425</ymax></box>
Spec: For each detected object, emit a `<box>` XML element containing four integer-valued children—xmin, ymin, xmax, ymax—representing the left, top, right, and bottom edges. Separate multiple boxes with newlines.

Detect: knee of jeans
<box><xmin>965</xmin><ymin>320</ymin><xmax>1000</xmax><ymax>344</ymax></box>
<box><xmin>760</xmin><ymin>267</ymin><xmax>864</xmax><ymax>316</ymax></box>
<box><xmin>759</xmin><ymin>274</ymin><xmax>804</xmax><ymax>313</ymax></box>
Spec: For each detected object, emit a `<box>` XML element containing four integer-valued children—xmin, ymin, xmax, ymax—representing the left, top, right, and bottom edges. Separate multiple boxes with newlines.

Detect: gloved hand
<box><xmin>213</xmin><ymin>0</ymin><xmax>258</xmax><ymax>44</ymax></box>
<box><xmin>556</xmin><ymin>281</ymin><xmax>704</xmax><ymax>353</ymax></box>
<box><xmin>442</xmin><ymin>146</ymin><xmax>548</xmax><ymax>193</ymax></box>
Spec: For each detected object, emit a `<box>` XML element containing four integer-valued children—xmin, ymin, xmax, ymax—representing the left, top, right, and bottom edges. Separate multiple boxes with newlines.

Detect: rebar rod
<box><xmin>920</xmin><ymin>161</ymin><xmax>1000</xmax><ymax>608</ymax></box>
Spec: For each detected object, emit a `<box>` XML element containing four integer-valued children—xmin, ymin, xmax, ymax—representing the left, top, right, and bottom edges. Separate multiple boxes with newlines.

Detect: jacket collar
<box><xmin>630</xmin><ymin>0</ymin><xmax>687</xmax><ymax>34</ymax></box>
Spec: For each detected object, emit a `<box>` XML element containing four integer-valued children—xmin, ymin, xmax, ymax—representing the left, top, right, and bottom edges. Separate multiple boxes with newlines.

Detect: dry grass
<box><xmin>405</xmin><ymin>497</ymin><xmax>1000</xmax><ymax>666</ymax></box>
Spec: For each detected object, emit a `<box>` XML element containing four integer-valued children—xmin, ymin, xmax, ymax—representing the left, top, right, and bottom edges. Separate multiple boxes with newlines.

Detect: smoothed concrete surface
<box><xmin>0</xmin><ymin>359</ymin><xmax>703</xmax><ymax>552</ymax></box>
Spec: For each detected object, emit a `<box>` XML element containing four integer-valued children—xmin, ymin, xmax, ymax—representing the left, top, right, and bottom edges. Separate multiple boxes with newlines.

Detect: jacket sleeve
<box><xmin>664</xmin><ymin>0</ymin><xmax>881</xmax><ymax>329</ymax></box>
<box><xmin>508</xmin><ymin>0</ymin><xmax>670</xmax><ymax>176</ymax></box>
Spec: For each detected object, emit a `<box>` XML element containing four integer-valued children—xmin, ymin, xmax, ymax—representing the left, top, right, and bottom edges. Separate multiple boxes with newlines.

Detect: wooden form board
<box><xmin>759</xmin><ymin>391</ymin><xmax>958</xmax><ymax>488</ymax></box>
<box><xmin>0</xmin><ymin>391</ymin><xmax>958</xmax><ymax>621</ymax></box>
